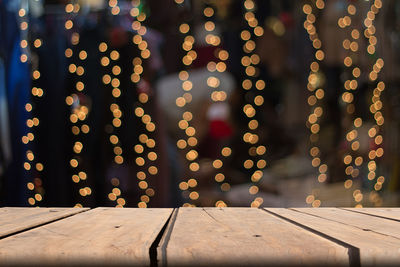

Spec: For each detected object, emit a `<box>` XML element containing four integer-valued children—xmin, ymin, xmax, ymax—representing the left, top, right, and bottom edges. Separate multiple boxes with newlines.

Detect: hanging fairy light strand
<box><xmin>19</xmin><ymin>3</ymin><xmax>36</xmax><ymax>205</ymax></box>
<box><xmin>99</xmin><ymin>0</ymin><xmax>126</xmax><ymax>208</ymax></box>
<box><xmin>338</xmin><ymin>0</ymin><xmax>385</xmax><ymax>207</ymax></box>
<box><xmin>64</xmin><ymin>1</ymin><xmax>92</xmax><ymax>208</ymax></box>
<box><xmin>241</xmin><ymin>0</ymin><xmax>268</xmax><ymax>208</ymax></box>
<box><xmin>302</xmin><ymin>0</ymin><xmax>327</xmax><ymax>208</ymax></box>
<box><xmin>363</xmin><ymin>0</ymin><xmax>385</xmax><ymax>205</ymax></box>
<box><xmin>173</xmin><ymin>0</ymin><xmax>201</xmax><ymax>207</ymax></box>
<box><xmin>19</xmin><ymin>1</ymin><xmax>29</xmax><ymax>63</ymax></box>
<box><xmin>26</xmin><ymin>44</ymin><xmax>45</xmax><ymax>206</ymax></box>
<box><xmin>201</xmin><ymin>4</ymin><xmax>233</xmax><ymax>207</ymax></box>
<box><xmin>337</xmin><ymin>2</ymin><xmax>365</xmax><ymax>207</ymax></box>
<box><xmin>99</xmin><ymin>41</ymin><xmax>126</xmax><ymax>208</ymax></box>
<box><xmin>205</xmin><ymin>5</ymin><xmax>234</xmax><ymax>207</ymax></box>
<box><xmin>176</xmin><ymin>69</ymin><xmax>201</xmax><ymax>207</ymax></box>
<box><xmin>18</xmin><ymin>2</ymin><xmax>45</xmax><ymax>206</ymax></box>
<box><xmin>130</xmin><ymin>0</ymin><xmax>158</xmax><ymax>208</ymax></box>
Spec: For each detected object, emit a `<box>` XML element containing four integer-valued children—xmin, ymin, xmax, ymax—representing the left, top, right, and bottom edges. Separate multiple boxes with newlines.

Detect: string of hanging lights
<box><xmin>64</xmin><ymin>0</ymin><xmax>92</xmax><ymax>208</ymax></box>
<box><xmin>19</xmin><ymin>2</ymin><xmax>45</xmax><ymax>206</ymax></box>
<box><xmin>338</xmin><ymin>0</ymin><xmax>384</xmax><ymax>207</ymax></box>
<box><xmin>9</xmin><ymin>0</ymin><xmax>392</xmax><ymax>209</ymax></box>
<box><xmin>363</xmin><ymin>0</ymin><xmax>385</xmax><ymax>206</ymax></box>
<box><xmin>99</xmin><ymin>0</ymin><xmax>128</xmax><ymax>208</ymax></box>
<box><xmin>240</xmin><ymin>0</ymin><xmax>268</xmax><ymax>208</ymax></box>
<box><xmin>130</xmin><ymin>0</ymin><xmax>158</xmax><ymax>208</ymax></box>
<box><xmin>302</xmin><ymin>0</ymin><xmax>327</xmax><ymax>208</ymax></box>
<box><xmin>337</xmin><ymin>2</ymin><xmax>365</xmax><ymax>207</ymax></box>
<box><xmin>174</xmin><ymin>0</ymin><xmax>201</xmax><ymax>207</ymax></box>
<box><xmin>202</xmin><ymin>4</ymin><xmax>232</xmax><ymax>207</ymax></box>
<box><xmin>100</xmin><ymin>39</ymin><xmax>126</xmax><ymax>207</ymax></box>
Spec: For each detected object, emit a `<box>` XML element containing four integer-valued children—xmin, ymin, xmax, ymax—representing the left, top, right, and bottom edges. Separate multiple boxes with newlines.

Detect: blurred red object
<box><xmin>209</xmin><ymin>119</ymin><xmax>233</xmax><ymax>139</ymax></box>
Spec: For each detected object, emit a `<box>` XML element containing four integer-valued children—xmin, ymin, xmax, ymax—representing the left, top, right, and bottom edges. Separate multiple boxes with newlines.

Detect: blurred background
<box><xmin>0</xmin><ymin>0</ymin><xmax>399</xmax><ymax>208</ymax></box>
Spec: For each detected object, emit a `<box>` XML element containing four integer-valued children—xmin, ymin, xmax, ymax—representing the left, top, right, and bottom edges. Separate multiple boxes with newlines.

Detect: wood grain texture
<box><xmin>161</xmin><ymin>207</ymin><xmax>349</xmax><ymax>266</ymax></box>
<box><xmin>267</xmin><ymin>208</ymin><xmax>400</xmax><ymax>266</ymax></box>
<box><xmin>0</xmin><ymin>208</ymin><xmax>172</xmax><ymax>266</ymax></box>
<box><xmin>0</xmin><ymin>207</ymin><xmax>88</xmax><ymax>238</ymax></box>
<box><xmin>292</xmin><ymin>208</ymin><xmax>400</xmax><ymax>239</ymax></box>
<box><xmin>342</xmin><ymin>208</ymin><xmax>400</xmax><ymax>221</ymax></box>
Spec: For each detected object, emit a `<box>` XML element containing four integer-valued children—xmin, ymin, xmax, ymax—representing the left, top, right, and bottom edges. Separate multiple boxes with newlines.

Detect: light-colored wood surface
<box><xmin>0</xmin><ymin>208</ymin><xmax>173</xmax><ymax>266</ymax></box>
<box><xmin>1</xmin><ymin>207</ymin><xmax>400</xmax><ymax>266</ymax></box>
<box><xmin>160</xmin><ymin>208</ymin><xmax>349</xmax><ymax>266</ymax></box>
<box><xmin>0</xmin><ymin>207</ymin><xmax>88</xmax><ymax>238</ymax></box>
<box><xmin>266</xmin><ymin>208</ymin><xmax>400</xmax><ymax>266</ymax></box>
<box><xmin>342</xmin><ymin>207</ymin><xmax>400</xmax><ymax>221</ymax></box>
<box><xmin>292</xmin><ymin>207</ymin><xmax>400</xmax><ymax>239</ymax></box>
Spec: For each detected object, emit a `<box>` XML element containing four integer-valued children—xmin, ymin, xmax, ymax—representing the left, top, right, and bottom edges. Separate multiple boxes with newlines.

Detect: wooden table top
<box><xmin>0</xmin><ymin>207</ymin><xmax>399</xmax><ymax>266</ymax></box>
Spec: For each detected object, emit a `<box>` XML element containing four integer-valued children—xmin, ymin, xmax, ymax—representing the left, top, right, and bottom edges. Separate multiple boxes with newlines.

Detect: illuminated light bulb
<box><xmin>148</xmin><ymin>151</ymin><xmax>157</xmax><ymax>161</ymax></box>
<box><xmin>215</xmin><ymin>173</ymin><xmax>225</xmax><ymax>183</ymax></box>
<box><xmin>347</xmin><ymin>4</ymin><xmax>356</xmax><ymax>15</ymax></box>
<box><xmin>189</xmin><ymin>162</ymin><xmax>199</xmax><ymax>172</ymax></box>
<box><xmin>99</xmin><ymin>42</ymin><xmax>107</xmax><ymax>52</ymax></box>
<box><xmin>138</xmin><ymin>93</ymin><xmax>148</xmax><ymax>103</ymax></box>
<box><xmin>110</xmin><ymin>50</ymin><xmax>120</xmax><ymax>61</ymax></box>
<box><xmin>306</xmin><ymin>195</ymin><xmax>315</xmax><ymax>204</ymax></box>
<box><xmin>187</xmin><ymin>137</ymin><xmax>197</xmax><ymax>147</ymax></box>
<box><xmin>27</xmin><ymin>182</ymin><xmax>35</xmax><ymax>190</ymax></box>
<box><xmin>221</xmin><ymin>147</ymin><xmax>232</xmax><ymax>157</ymax></box>
<box><xmin>189</xmin><ymin>191</ymin><xmax>199</xmax><ymax>200</ymax></box>
<box><xmin>28</xmin><ymin>198</ymin><xmax>35</xmax><ymax>205</ymax></box>
<box><xmin>108</xmin><ymin>193</ymin><xmax>117</xmax><ymax>201</ymax></box>
<box><xmin>146</xmin><ymin>188</ymin><xmax>155</xmax><ymax>197</ymax></box>
<box><xmin>221</xmin><ymin>183</ymin><xmax>231</xmax><ymax>192</ymax></box>
<box><xmin>146</xmin><ymin>139</ymin><xmax>156</xmax><ymax>148</ymax></box>
<box><xmin>148</xmin><ymin>166</ymin><xmax>158</xmax><ymax>175</ymax></box>
<box><xmin>135</xmin><ymin>144</ymin><xmax>144</xmax><ymax>154</ymax></box>
<box><xmin>257</xmin><ymin>159</ymin><xmax>266</xmax><ymax>169</ymax></box>
<box><xmin>315</xmin><ymin>50</ymin><xmax>324</xmax><ymax>61</ymax></box>
<box><xmin>179</xmin><ymin>23</ymin><xmax>190</xmax><ymax>34</ymax></box>
<box><xmin>70</xmin><ymin>159</ymin><xmax>78</xmax><ymax>168</ymax></box>
<box><xmin>255</xmin><ymin>80</ymin><xmax>265</xmax><ymax>90</ymax></box>
<box><xmin>303</xmin><ymin>4</ymin><xmax>312</xmax><ymax>15</ymax></box>
<box><xmin>136</xmin><ymin>157</ymin><xmax>145</xmax><ymax>166</ymax></box>
<box><xmin>241</xmin><ymin>30</ymin><xmax>251</xmax><ymax>41</ymax></box>
<box><xmin>215</xmin><ymin>200</ymin><xmax>228</xmax><ymax>207</ymax></box>
<box><xmin>203</xmin><ymin>7</ymin><xmax>214</xmax><ymax>17</ymax></box>
<box><xmin>249</xmin><ymin>185</ymin><xmax>259</xmax><ymax>195</ymax></box>
<box><xmin>187</xmin><ymin>178</ymin><xmax>197</xmax><ymax>188</ymax></box>
<box><xmin>243</xmin><ymin>159</ymin><xmax>254</xmax><ymax>169</ymax></box>
<box><xmin>250</xmin><ymin>172</ymin><xmax>263</xmax><ymax>183</ymax></box>
<box><xmin>254</xmin><ymin>26</ymin><xmax>264</xmax><ymax>37</ymax></box>
<box><xmin>312</xmin><ymin>199</ymin><xmax>321</xmax><ymax>208</ymax></box>
<box><xmin>65</xmin><ymin>20</ymin><xmax>73</xmax><ymax>30</ymax></box>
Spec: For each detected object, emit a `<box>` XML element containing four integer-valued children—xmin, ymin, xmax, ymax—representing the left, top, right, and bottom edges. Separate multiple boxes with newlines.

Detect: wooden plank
<box><xmin>0</xmin><ymin>208</ymin><xmax>172</xmax><ymax>266</ymax></box>
<box><xmin>342</xmin><ymin>208</ymin><xmax>400</xmax><ymax>221</ymax></box>
<box><xmin>161</xmin><ymin>208</ymin><xmax>349</xmax><ymax>266</ymax></box>
<box><xmin>266</xmin><ymin>208</ymin><xmax>400</xmax><ymax>266</ymax></box>
<box><xmin>0</xmin><ymin>207</ymin><xmax>88</xmax><ymax>238</ymax></box>
<box><xmin>292</xmin><ymin>208</ymin><xmax>400</xmax><ymax>239</ymax></box>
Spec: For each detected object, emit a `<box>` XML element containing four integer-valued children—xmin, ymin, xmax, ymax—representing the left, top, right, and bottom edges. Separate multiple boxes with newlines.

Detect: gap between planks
<box><xmin>150</xmin><ymin>208</ymin><xmax>176</xmax><ymax>267</ymax></box>
<box><xmin>339</xmin><ymin>207</ymin><xmax>400</xmax><ymax>222</ymax></box>
<box><xmin>4</xmin><ymin>208</ymin><xmax>399</xmax><ymax>266</ymax></box>
<box><xmin>265</xmin><ymin>208</ymin><xmax>400</xmax><ymax>266</ymax></box>
<box><xmin>0</xmin><ymin>208</ymin><xmax>174</xmax><ymax>267</ymax></box>
<box><xmin>262</xmin><ymin>208</ymin><xmax>361</xmax><ymax>267</ymax></box>
<box><xmin>160</xmin><ymin>208</ymin><xmax>351</xmax><ymax>266</ymax></box>
<box><xmin>0</xmin><ymin>207</ymin><xmax>90</xmax><ymax>240</ymax></box>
